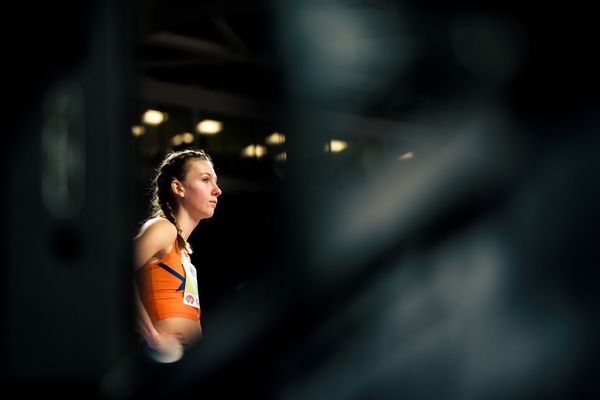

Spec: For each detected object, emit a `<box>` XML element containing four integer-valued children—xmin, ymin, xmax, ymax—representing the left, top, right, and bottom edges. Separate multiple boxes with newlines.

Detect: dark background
<box><xmin>2</xmin><ymin>0</ymin><xmax>598</xmax><ymax>398</ymax></box>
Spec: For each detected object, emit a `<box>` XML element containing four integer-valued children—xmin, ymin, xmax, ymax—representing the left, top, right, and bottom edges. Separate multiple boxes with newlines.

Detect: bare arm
<box><xmin>133</xmin><ymin>218</ymin><xmax>182</xmax><ymax>354</ymax></box>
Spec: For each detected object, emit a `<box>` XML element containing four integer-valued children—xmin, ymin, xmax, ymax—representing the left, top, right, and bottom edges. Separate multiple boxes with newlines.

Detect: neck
<box><xmin>174</xmin><ymin>207</ymin><xmax>200</xmax><ymax>241</ymax></box>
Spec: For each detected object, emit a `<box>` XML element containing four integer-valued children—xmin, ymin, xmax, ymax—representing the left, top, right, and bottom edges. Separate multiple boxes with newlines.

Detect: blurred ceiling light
<box><xmin>143</xmin><ymin>109</ymin><xmax>166</xmax><ymax>125</ymax></box>
<box><xmin>171</xmin><ymin>134</ymin><xmax>183</xmax><ymax>146</ymax></box>
<box><xmin>398</xmin><ymin>151</ymin><xmax>415</xmax><ymax>160</ymax></box>
<box><xmin>131</xmin><ymin>125</ymin><xmax>145</xmax><ymax>137</ymax></box>
<box><xmin>325</xmin><ymin>139</ymin><xmax>348</xmax><ymax>153</ymax></box>
<box><xmin>266</xmin><ymin>132</ymin><xmax>286</xmax><ymax>145</ymax></box>
<box><xmin>196</xmin><ymin>119</ymin><xmax>223</xmax><ymax>135</ymax></box>
<box><xmin>181</xmin><ymin>132</ymin><xmax>195</xmax><ymax>144</ymax></box>
<box><xmin>275</xmin><ymin>151</ymin><xmax>287</xmax><ymax>161</ymax></box>
<box><xmin>241</xmin><ymin>144</ymin><xmax>266</xmax><ymax>159</ymax></box>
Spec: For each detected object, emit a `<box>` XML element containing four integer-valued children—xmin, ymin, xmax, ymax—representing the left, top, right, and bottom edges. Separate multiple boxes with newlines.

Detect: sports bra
<box><xmin>136</xmin><ymin>240</ymin><xmax>200</xmax><ymax>323</ymax></box>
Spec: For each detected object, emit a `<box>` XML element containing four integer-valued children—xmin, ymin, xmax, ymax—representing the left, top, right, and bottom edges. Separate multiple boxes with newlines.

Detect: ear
<box><xmin>171</xmin><ymin>179</ymin><xmax>185</xmax><ymax>198</ymax></box>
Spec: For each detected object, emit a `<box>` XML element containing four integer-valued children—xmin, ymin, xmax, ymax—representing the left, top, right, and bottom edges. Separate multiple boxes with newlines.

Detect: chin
<box><xmin>194</xmin><ymin>211</ymin><xmax>214</xmax><ymax>221</ymax></box>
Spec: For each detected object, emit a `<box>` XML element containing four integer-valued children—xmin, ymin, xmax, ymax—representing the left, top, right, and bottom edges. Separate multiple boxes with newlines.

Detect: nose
<box><xmin>213</xmin><ymin>183</ymin><xmax>222</xmax><ymax>197</ymax></box>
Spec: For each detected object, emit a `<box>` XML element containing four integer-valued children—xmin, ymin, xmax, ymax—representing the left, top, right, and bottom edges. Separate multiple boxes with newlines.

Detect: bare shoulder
<box><xmin>133</xmin><ymin>217</ymin><xmax>178</xmax><ymax>268</ymax></box>
<box><xmin>136</xmin><ymin>217</ymin><xmax>177</xmax><ymax>238</ymax></box>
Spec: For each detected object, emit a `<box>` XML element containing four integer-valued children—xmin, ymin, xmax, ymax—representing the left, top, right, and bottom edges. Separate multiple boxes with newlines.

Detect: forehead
<box><xmin>185</xmin><ymin>158</ymin><xmax>215</xmax><ymax>176</ymax></box>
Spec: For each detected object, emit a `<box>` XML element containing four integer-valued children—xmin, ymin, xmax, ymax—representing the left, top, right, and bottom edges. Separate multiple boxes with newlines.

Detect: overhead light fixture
<box><xmin>171</xmin><ymin>134</ymin><xmax>183</xmax><ymax>146</ymax></box>
<box><xmin>241</xmin><ymin>144</ymin><xmax>266</xmax><ymax>158</ymax></box>
<box><xmin>266</xmin><ymin>132</ymin><xmax>286</xmax><ymax>145</ymax></box>
<box><xmin>171</xmin><ymin>132</ymin><xmax>195</xmax><ymax>146</ymax></box>
<box><xmin>196</xmin><ymin>119</ymin><xmax>223</xmax><ymax>135</ymax></box>
<box><xmin>325</xmin><ymin>139</ymin><xmax>348</xmax><ymax>153</ymax></box>
<box><xmin>143</xmin><ymin>109</ymin><xmax>166</xmax><ymax>125</ymax></box>
<box><xmin>131</xmin><ymin>125</ymin><xmax>146</xmax><ymax>137</ymax></box>
<box><xmin>275</xmin><ymin>151</ymin><xmax>287</xmax><ymax>161</ymax></box>
<box><xmin>181</xmin><ymin>132</ymin><xmax>195</xmax><ymax>144</ymax></box>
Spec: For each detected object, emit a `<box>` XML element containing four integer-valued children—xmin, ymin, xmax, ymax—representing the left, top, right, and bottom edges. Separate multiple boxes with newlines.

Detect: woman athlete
<box><xmin>134</xmin><ymin>148</ymin><xmax>222</xmax><ymax>359</ymax></box>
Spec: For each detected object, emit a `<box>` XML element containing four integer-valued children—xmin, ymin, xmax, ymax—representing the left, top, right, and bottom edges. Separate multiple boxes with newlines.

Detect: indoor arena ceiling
<box><xmin>136</xmin><ymin>0</ymin><xmax>284</xmax><ymax>120</ymax></box>
<box><xmin>135</xmin><ymin>0</ymin><xmax>597</xmax><ymax>128</ymax></box>
<box><xmin>135</xmin><ymin>0</ymin><xmax>460</xmax><ymax>122</ymax></box>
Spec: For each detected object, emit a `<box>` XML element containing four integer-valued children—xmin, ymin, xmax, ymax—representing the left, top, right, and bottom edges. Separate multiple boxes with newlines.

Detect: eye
<box><xmin>202</xmin><ymin>177</ymin><xmax>210</xmax><ymax>183</ymax></box>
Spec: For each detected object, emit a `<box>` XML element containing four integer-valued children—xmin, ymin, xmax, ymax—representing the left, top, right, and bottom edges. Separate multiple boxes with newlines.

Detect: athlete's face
<box><xmin>179</xmin><ymin>159</ymin><xmax>222</xmax><ymax>220</ymax></box>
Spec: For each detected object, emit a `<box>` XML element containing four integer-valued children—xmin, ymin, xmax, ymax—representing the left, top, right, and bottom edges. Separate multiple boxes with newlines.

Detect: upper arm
<box><xmin>133</xmin><ymin>218</ymin><xmax>177</xmax><ymax>270</ymax></box>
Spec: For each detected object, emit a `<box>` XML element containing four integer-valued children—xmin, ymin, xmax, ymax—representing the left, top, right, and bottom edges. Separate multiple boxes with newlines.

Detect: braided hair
<box><xmin>149</xmin><ymin>148</ymin><xmax>212</xmax><ymax>254</ymax></box>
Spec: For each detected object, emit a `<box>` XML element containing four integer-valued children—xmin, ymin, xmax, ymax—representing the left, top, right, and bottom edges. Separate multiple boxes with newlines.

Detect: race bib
<box><xmin>181</xmin><ymin>253</ymin><xmax>200</xmax><ymax>309</ymax></box>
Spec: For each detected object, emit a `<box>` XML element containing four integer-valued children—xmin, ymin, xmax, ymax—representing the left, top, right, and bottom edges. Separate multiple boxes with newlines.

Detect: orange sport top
<box><xmin>136</xmin><ymin>240</ymin><xmax>200</xmax><ymax>323</ymax></box>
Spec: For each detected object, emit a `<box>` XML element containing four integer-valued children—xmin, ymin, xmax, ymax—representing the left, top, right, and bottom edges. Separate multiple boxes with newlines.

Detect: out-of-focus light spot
<box><xmin>131</xmin><ymin>125</ymin><xmax>145</xmax><ymax>137</ymax></box>
<box><xmin>171</xmin><ymin>134</ymin><xmax>183</xmax><ymax>146</ymax></box>
<box><xmin>325</xmin><ymin>139</ymin><xmax>348</xmax><ymax>153</ymax></box>
<box><xmin>196</xmin><ymin>119</ymin><xmax>223</xmax><ymax>135</ymax></box>
<box><xmin>275</xmin><ymin>151</ymin><xmax>287</xmax><ymax>161</ymax></box>
<box><xmin>398</xmin><ymin>151</ymin><xmax>415</xmax><ymax>160</ymax></box>
<box><xmin>143</xmin><ymin>109</ymin><xmax>166</xmax><ymax>125</ymax></box>
<box><xmin>181</xmin><ymin>132</ymin><xmax>195</xmax><ymax>144</ymax></box>
<box><xmin>242</xmin><ymin>144</ymin><xmax>266</xmax><ymax>158</ymax></box>
<box><xmin>266</xmin><ymin>132</ymin><xmax>286</xmax><ymax>145</ymax></box>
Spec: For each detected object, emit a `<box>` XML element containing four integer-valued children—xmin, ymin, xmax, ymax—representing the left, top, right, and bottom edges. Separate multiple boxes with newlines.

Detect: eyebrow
<box><xmin>200</xmin><ymin>172</ymin><xmax>218</xmax><ymax>181</ymax></box>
